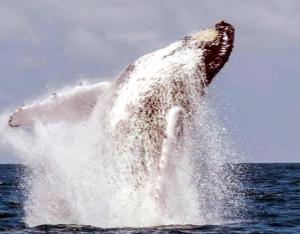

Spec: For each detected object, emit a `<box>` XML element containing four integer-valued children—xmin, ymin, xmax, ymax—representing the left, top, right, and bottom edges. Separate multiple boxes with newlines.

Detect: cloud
<box><xmin>0</xmin><ymin>6</ymin><xmax>39</xmax><ymax>43</ymax></box>
<box><xmin>3</xmin><ymin>0</ymin><xmax>300</xmax><ymax>64</ymax></box>
<box><xmin>65</xmin><ymin>29</ymin><xmax>109</xmax><ymax>59</ymax></box>
<box><xmin>16</xmin><ymin>56</ymin><xmax>46</xmax><ymax>69</ymax></box>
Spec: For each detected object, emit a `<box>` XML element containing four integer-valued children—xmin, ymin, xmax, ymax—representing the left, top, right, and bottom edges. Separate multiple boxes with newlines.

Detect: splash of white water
<box><xmin>0</xmin><ymin>29</ymin><xmax>242</xmax><ymax>227</ymax></box>
<box><xmin>0</xmin><ymin>85</ymin><xmax>242</xmax><ymax>228</ymax></box>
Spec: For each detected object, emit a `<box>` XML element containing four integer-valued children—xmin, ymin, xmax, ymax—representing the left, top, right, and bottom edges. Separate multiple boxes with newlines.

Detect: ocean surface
<box><xmin>0</xmin><ymin>163</ymin><xmax>299</xmax><ymax>233</ymax></box>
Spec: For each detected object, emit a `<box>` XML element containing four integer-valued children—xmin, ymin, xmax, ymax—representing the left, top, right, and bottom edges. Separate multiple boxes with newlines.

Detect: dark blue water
<box><xmin>0</xmin><ymin>164</ymin><xmax>299</xmax><ymax>233</ymax></box>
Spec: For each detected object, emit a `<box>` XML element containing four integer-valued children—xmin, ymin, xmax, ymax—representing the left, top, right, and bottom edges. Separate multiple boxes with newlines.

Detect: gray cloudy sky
<box><xmin>0</xmin><ymin>0</ymin><xmax>299</xmax><ymax>163</ymax></box>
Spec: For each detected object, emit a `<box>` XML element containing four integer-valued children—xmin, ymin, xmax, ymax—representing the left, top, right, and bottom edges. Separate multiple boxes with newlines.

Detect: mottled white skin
<box><xmin>106</xmin><ymin>22</ymin><xmax>233</xmax><ymax>206</ymax></box>
<box><xmin>8</xmin><ymin>82</ymin><xmax>110</xmax><ymax>127</ymax></box>
<box><xmin>109</xmin><ymin>36</ymin><xmax>205</xmax><ymax>177</ymax></box>
<box><xmin>110</xmin><ymin>39</ymin><xmax>202</xmax><ymax>128</ymax></box>
<box><xmin>8</xmin><ymin>21</ymin><xmax>234</xmax><ymax>210</ymax></box>
<box><xmin>156</xmin><ymin>107</ymin><xmax>184</xmax><ymax>207</ymax></box>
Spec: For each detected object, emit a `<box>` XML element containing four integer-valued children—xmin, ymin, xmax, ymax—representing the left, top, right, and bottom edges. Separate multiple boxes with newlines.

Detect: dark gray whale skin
<box><xmin>202</xmin><ymin>21</ymin><xmax>234</xmax><ymax>86</ymax></box>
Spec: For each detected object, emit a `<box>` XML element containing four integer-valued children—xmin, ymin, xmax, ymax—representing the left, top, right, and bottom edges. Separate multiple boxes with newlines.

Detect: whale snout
<box><xmin>191</xmin><ymin>20</ymin><xmax>234</xmax><ymax>44</ymax></box>
<box><xmin>216</xmin><ymin>20</ymin><xmax>234</xmax><ymax>32</ymax></box>
<box><xmin>200</xmin><ymin>21</ymin><xmax>235</xmax><ymax>86</ymax></box>
<box><xmin>187</xmin><ymin>21</ymin><xmax>234</xmax><ymax>87</ymax></box>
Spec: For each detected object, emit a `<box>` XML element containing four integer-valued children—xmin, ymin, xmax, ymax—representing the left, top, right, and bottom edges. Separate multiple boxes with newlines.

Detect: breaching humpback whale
<box><xmin>8</xmin><ymin>21</ymin><xmax>234</xmax><ymax>204</ymax></box>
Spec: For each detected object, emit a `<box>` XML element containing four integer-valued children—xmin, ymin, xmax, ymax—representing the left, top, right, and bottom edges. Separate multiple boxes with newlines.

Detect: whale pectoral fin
<box><xmin>8</xmin><ymin>82</ymin><xmax>110</xmax><ymax>128</ymax></box>
<box><xmin>155</xmin><ymin>106</ymin><xmax>184</xmax><ymax>207</ymax></box>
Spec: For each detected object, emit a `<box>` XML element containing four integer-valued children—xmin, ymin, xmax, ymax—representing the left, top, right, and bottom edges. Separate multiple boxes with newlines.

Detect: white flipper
<box><xmin>8</xmin><ymin>82</ymin><xmax>110</xmax><ymax>127</ymax></box>
<box><xmin>155</xmin><ymin>106</ymin><xmax>184</xmax><ymax>208</ymax></box>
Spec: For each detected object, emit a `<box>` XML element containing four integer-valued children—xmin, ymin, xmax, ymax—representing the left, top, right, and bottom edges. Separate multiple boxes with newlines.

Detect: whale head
<box><xmin>198</xmin><ymin>21</ymin><xmax>234</xmax><ymax>86</ymax></box>
<box><xmin>108</xmin><ymin>21</ymin><xmax>234</xmax><ymax>128</ymax></box>
<box><xmin>178</xmin><ymin>20</ymin><xmax>234</xmax><ymax>86</ymax></box>
<box><xmin>184</xmin><ymin>20</ymin><xmax>234</xmax><ymax>86</ymax></box>
<box><xmin>116</xmin><ymin>21</ymin><xmax>234</xmax><ymax>91</ymax></box>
